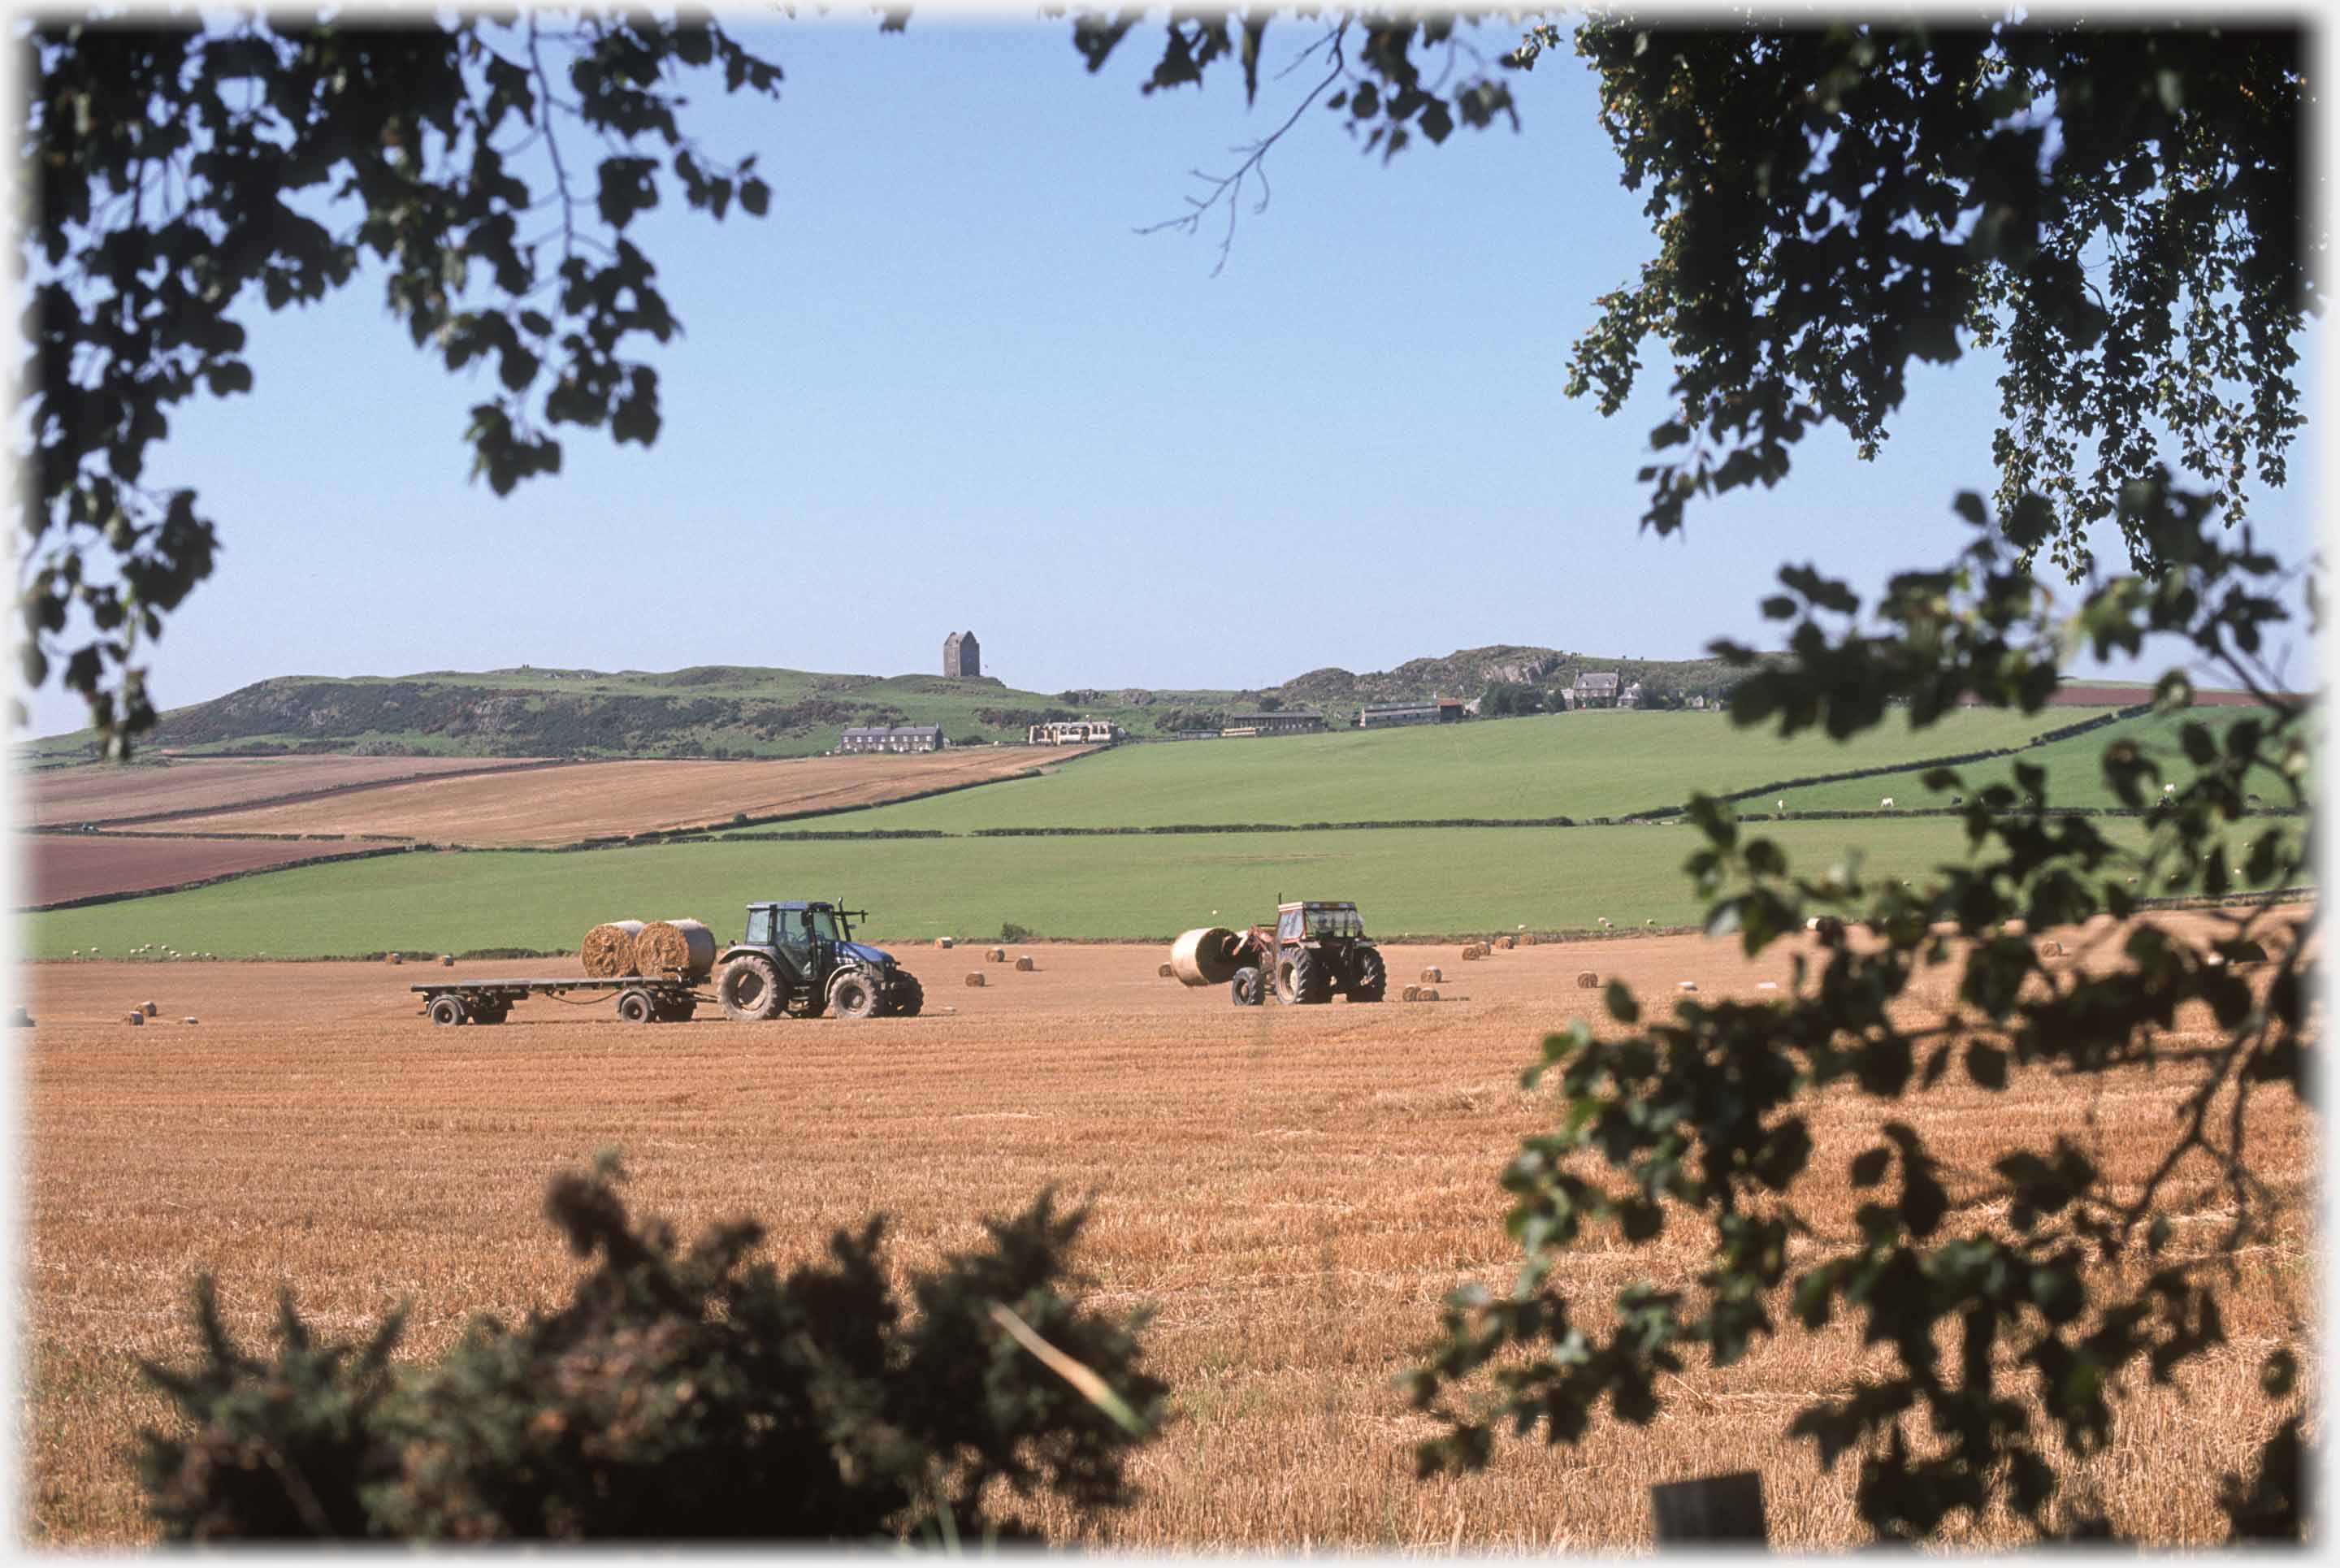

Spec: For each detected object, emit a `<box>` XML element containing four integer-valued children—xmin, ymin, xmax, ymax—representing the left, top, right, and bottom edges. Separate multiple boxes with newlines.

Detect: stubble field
<box><xmin>98</xmin><ymin>747</ymin><xmax>1096</xmax><ymax>846</ymax></box>
<box><xmin>24</xmin><ymin>754</ymin><xmax>555</xmax><ymax>827</ymax></box>
<box><xmin>20</xmin><ymin>834</ymin><xmax>398</xmax><ymax>909</ymax></box>
<box><xmin>21</xmin><ymin>914</ymin><xmax>2312</xmax><ymax>1548</ymax></box>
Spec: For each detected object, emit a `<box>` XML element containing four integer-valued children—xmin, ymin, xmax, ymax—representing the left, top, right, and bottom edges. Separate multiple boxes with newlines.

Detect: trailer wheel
<box><xmin>1229</xmin><ymin>966</ymin><xmax>1264</xmax><ymax>1007</ymax></box>
<box><xmin>617</xmin><ymin>990</ymin><xmax>656</xmax><ymax>1024</ymax></box>
<box><xmin>1350</xmin><ymin>947</ymin><xmax>1388</xmax><ymax>1003</ymax></box>
<box><xmin>828</xmin><ymin>968</ymin><xmax>884</xmax><ymax>1020</ymax></box>
<box><xmin>717</xmin><ymin>955</ymin><xmax>783</xmax><ymax>1021</ymax></box>
<box><xmin>427</xmin><ymin>995</ymin><xmax>468</xmax><ymax>1027</ymax></box>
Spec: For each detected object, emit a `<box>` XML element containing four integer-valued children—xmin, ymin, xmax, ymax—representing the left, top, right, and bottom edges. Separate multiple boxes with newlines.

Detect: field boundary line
<box><xmin>1617</xmin><ymin>704</ymin><xmax>2152</xmax><ymax>820</ymax></box>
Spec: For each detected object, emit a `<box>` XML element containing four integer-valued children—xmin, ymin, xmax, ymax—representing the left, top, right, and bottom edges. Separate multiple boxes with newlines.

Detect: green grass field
<box><xmin>24</xmin><ymin>816</ymin><xmax>2168</xmax><ymax>959</ymax></box>
<box><xmin>730</xmin><ymin>708</ymin><xmax>2085</xmax><ymax>832</ymax></box>
<box><xmin>1777</xmin><ymin>708</ymin><xmax>2316</xmax><ymax>812</ymax></box>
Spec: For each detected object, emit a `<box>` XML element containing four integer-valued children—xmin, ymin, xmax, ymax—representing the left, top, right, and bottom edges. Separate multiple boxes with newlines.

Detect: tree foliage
<box><xmin>136</xmin><ymin>1153</ymin><xmax>1164</xmax><ymax>1541</ymax></box>
<box><xmin>20</xmin><ymin>12</ymin><xmax>783</xmax><ymax>752</ymax></box>
<box><xmin>1404</xmin><ymin>474</ymin><xmax>2316</xmax><ymax>1541</ymax></box>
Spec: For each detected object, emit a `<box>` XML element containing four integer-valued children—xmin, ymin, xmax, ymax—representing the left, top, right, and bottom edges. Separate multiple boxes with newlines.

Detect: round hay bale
<box><xmin>580</xmin><ymin>920</ymin><xmax>645</xmax><ymax>978</ymax></box>
<box><xmin>938</xmin><ymin>937</ymin><xmax>956</xmax><ymax>949</ymax></box>
<box><xmin>1678</xmin><ymin>981</ymin><xmax>1699</xmax><ymax>992</ymax></box>
<box><xmin>1168</xmin><ymin>927</ymin><xmax>1242</xmax><ymax>987</ymax></box>
<box><xmin>964</xmin><ymin>971</ymin><xmax>986</xmax><ymax>988</ymax></box>
<box><xmin>1402</xmin><ymin>984</ymin><xmax>1420</xmax><ymax>1002</ymax></box>
<box><xmin>1157</xmin><ymin>962</ymin><xmax>1175</xmax><ymax>978</ymax></box>
<box><xmin>440</xmin><ymin>955</ymin><xmax>455</xmax><ymax>968</ymax></box>
<box><xmin>1419</xmin><ymin>966</ymin><xmax>1444</xmax><ymax>984</ymax></box>
<box><xmin>1497</xmin><ymin>934</ymin><xmax>1516</xmax><ymax>951</ymax></box>
<box><xmin>1418</xmin><ymin>987</ymin><xmax>1440</xmax><ymax>1003</ymax></box>
<box><xmin>636</xmin><ymin>918</ymin><xmax>716</xmax><ymax>980</ymax></box>
<box><xmin>124</xmin><ymin>1011</ymin><xmax>143</xmax><ymax>1026</ymax></box>
<box><xmin>1575</xmin><ymin>970</ymin><xmax>1599</xmax><ymax>989</ymax></box>
<box><xmin>986</xmin><ymin>946</ymin><xmax>1008</xmax><ymax>964</ymax></box>
<box><xmin>1519</xmin><ymin>933</ymin><xmax>1539</xmax><ymax>946</ymax></box>
<box><xmin>1014</xmin><ymin>955</ymin><xmax>1036</xmax><ymax>972</ymax></box>
<box><xmin>141</xmin><ymin>1000</ymin><xmax>158</xmax><ymax>1016</ymax></box>
<box><xmin>183</xmin><ymin>1016</ymin><xmax>199</xmax><ymax>1025</ymax></box>
<box><xmin>2038</xmin><ymin>939</ymin><xmax>2064</xmax><ymax>958</ymax></box>
<box><xmin>1460</xmin><ymin>944</ymin><xmax>1484</xmax><ymax>962</ymax></box>
<box><xmin>8</xmin><ymin>1007</ymin><xmax>32</xmax><ymax>1029</ymax></box>
<box><xmin>386</xmin><ymin>951</ymin><xmax>402</xmax><ymax>966</ymax></box>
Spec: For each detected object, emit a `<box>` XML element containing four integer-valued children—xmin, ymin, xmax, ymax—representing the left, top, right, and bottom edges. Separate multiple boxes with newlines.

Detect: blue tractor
<box><xmin>713</xmin><ymin>901</ymin><xmax>924</xmax><ymax>1020</ymax></box>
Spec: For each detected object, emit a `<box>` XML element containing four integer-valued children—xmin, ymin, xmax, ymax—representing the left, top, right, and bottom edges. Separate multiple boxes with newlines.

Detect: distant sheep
<box><xmin>1879</xmin><ymin>796</ymin><xmax>1896</xmax><ymax>809</ymax></box>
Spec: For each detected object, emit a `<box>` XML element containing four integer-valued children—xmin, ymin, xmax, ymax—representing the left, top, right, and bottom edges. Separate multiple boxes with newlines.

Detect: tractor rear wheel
<box><xmin>890</xmin><ymin>972</ymin><xmax>925</xmax><ymax>1018</ymax></box>
<box><xmin>1350</xmin><ymin>946</ymin><xmax>1388</xmax><ymax>1003</ymax></box>
<box><xmin>717</xmin><ymin>955</ymin><xmax>783</xmax><ymax>1021</ymax></box>
<box><xmin>1280</xmin><ymin>949</ymin><xmax>1331</xmax><ymax>1005</ymax></box>
<box><xmin>829</xmin><ymin>968</ymin><xmax>885</xmax><ymax>1020</ymax></box>
<box><xmin>1229</xmin><ymin>966</ymin><xmax>1264</xmax><ymax>1007</ymax></box>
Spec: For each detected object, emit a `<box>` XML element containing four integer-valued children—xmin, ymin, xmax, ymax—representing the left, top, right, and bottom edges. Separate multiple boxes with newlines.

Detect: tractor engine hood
<box><xmin>839</xmin><ymin>941</ymin><xmax>894</xmax><ymax>968</ymax></box>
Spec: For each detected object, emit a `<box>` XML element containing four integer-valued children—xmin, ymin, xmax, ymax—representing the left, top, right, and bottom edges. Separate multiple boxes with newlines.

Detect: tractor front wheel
<box><xmin>1229</xmin><ymin>966</ymin><xmax>1264</xmax><ymax>1007</ymax></box>
<box><xmin>828</xmin><ymin>968</ymin><xmax>885</xmax><ymax>1020</ymax></box>
<box><xmin>890</xmin><ymin>972</ymin><xmax>925</xmax><ymax>1018</ymax></box>
<box><xmin>717</xmin><ymin>955</ymin><xmax>784</xmax><ymax>1021</ymax></box>
<box><xmin>1350</xmin><ymin>947</ymin><xmax>1387</xmax><ymax>1003</ymax></box>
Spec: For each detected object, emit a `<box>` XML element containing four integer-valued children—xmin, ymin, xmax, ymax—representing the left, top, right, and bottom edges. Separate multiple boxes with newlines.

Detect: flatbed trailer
<box><xmin>411</xmin><ymin>974</ymin><xmax>704</xmax><ymax>1026</ymax></box>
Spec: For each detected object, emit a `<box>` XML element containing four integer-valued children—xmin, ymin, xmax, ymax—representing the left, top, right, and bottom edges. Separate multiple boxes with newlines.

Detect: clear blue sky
<box><xmin>19</xmin><ymin>14</ymin><xmax>2322</xmax><ymax>739</ymax></box>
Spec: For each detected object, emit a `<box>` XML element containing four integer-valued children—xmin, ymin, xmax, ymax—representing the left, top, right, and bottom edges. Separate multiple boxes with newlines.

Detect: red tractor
<box><xmin>1220</xmin><ymin>901</ymin><xmax>1386</xmax><ymax>1006</ymax></box>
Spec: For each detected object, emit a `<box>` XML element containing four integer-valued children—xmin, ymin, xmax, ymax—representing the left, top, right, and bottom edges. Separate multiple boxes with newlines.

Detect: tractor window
<box><xmin>1307</xmin><ymin>907</ymin><xmax>1361</xmax><ymax>938</ymax></box>
<box><xmin>745</xmin><ymin>908</ymin><xmax>774</xmax><ymax>946</ymax></box>
<box><xmin>804</xmin><ymin>909</ymin><xmax>843</xmax><ymax>942</ymax></box>
<box><xmin>1278</xmin><ymin>909</ymin><xmax>1302</xmax><ymax>941</ymax></box>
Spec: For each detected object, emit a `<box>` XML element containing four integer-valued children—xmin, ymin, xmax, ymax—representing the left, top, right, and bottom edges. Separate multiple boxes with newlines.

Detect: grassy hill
<box><xmin>23</xmin><ymin>643</ymin><xmax>1762</xmax><ymax>762</ymax></box>
<box><xmin>31</xmin><ymin>667</ymin><xmax>1224</xmax><ymax>762</ymax></box>
<box><xmin>727</xmin><ymin>708</ymin><xmax>2086</xmax><ymax>833</ymax></box>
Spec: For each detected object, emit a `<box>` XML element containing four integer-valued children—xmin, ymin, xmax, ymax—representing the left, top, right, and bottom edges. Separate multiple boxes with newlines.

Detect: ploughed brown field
<box><xmin>118</xmin><ymin>747</ymin><xmax>1095</xmax><ymax>846</ymax></box>
<box><xmin>21</xmin><ymin>914</ymin><xmax>2312</xmax><ymax>1547</ymax></box>
<box><xmin>24</xmin><ymin>755</ymin><xmax>554</xmax><ymax>828</ymax></box>
<box><xmin>19</xmin><ymin>834</ymin><xmax>389</xmax><ymax>908</ymax></box>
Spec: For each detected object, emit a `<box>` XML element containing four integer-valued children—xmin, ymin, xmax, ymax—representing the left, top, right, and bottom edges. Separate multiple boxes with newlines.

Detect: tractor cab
<box><xmin>1277</xmin><ymin>901</ymin><xmax>1366</xmax><ymax>943</ymax></box>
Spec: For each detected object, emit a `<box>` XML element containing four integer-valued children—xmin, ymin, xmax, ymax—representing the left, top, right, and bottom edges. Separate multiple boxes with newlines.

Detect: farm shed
<box><xmin>837</xmin><ymin>725</ymin><xmax>944</xmax><ymax>755</ymax></box>
<box><xmin>1028</xmin><ymin>719</ymin><xmax>1125</xmax><ymax>745</ymax></box>
<box><xmin>1220</xmin><ymin>712</ymin><xmax>1328</xmax><ymax>738</ymax></box>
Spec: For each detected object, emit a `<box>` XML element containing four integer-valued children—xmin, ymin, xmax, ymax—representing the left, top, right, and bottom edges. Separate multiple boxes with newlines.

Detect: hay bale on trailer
<box><xmin>635</xmin><ymin>918</ymin><xmax>716</xmax><ymax>980</ymax></box>
<box><xmin>1168</xmin><ymin>927</ymin><xmax>1242</xmax><ymax>987</ymax></box>
<box><xmin>1575</xmin><ymin>971</ymin><xmax>1599</xmax><ymax>989</ymax></box>
<box><xmin>1014</xmin><ymin>955</ymin><xmax>1037</xmax><ymax>972</ymax></box>
<box><xmin>964</xmin><ymin>971</ymin><xmax>986</xmax><ymax>988</ymax></box>
<box><xmin>580</xmin><ymin>920</ymin><xmax>645</xmax><ymax>978</ymax></box>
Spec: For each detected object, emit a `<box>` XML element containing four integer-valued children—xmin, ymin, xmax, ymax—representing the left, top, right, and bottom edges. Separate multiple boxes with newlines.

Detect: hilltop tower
<box><xmin>943</xmin><ymin>630</ymin><xmax>981</xmax><ymax>678</ymax></box>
